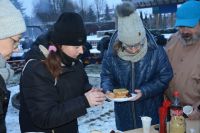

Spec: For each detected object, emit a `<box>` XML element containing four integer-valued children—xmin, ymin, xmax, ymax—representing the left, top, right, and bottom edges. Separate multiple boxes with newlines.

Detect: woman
<box><xmin>100</xmin><ymin>2</ymin><xmax>173</xmax><ymax>131</ymax></box>
<box><xmin>0</xmin><ymin>0</ymin><xmax>26</xmax><ymax>132</ymax></box>
<box><xmin>19</xmin><ymin>12</ymin><xmax>105</xmax><ymax>133</ymax></box>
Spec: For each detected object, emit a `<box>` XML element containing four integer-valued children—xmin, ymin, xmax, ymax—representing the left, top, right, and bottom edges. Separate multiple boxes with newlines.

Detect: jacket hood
<box><xmin>24</xmin><ymin>32</ymin><xmax>51</xmax><ymax>61</ymax></box>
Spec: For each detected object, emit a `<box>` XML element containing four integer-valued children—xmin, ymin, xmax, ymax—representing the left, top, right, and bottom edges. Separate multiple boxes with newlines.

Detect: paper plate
<box><xmin>106</xmin><ymin>93</ymin><xmax>137</xmax><ymax>102</ymax></box>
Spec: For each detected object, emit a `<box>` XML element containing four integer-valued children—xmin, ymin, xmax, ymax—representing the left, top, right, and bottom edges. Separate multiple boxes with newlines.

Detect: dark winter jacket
<box><xmin>0</xmin><ymin>75</ymin><xmax>10</xmax><ymax>133</ymax></box>
<box><xmin>97</xmin><ymin>35</ymin><xmax>111</xmax><ymax>59</ymax></box>
<box><xmin>0</xmin><ymin>56</ymin><xmax>12</xmax><ymax>133</ymax></box>
<box><xmin>101</xmin><ymin>29</ymin><xmax>173</xmax><ymax>131</ymax></box>
<box><xmin>19</xmin><ymin>37</ymin><xmax>92</xmax><ymax>133</ymax></box>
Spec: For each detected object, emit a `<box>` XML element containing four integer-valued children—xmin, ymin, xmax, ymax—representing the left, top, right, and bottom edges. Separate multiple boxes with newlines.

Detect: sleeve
<box><xmin>100</xmin><ymin>56</ymin><xmax>115</xmax><ymax>93</ymax></box>
<box><xmin>83</xmin><ymin>69</ymin><xmax>92</xmax><ymax>92</ymax></box>
<box><xmin>97</xmin><ymin>40</ymin><xmax>102</xmax><ymax>51</ymax></box>
<box><xmin>140</xmin><ymin>46</ymin><xmax>173</xmax><ymax>99</ymax></box>
<box><xmin>20</xmin><ymin>61</ymin><xmax>89</xmax><ymax>129</ymax></box>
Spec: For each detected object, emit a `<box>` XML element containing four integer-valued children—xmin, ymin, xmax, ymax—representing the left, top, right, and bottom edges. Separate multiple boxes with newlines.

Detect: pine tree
<box><xmin>104</xmin><ymin>4</ymin><xmax>111</xmax><ymax>21</ymax></box>
<box><xmin>11</xmin><ymin>0</ymin><xmax>25</xmax><ymax>16</ymax></box>
<box><xmin>86</xmin><ymin>6</ymin><xmax>97</xmax><ymax>22</ymax></box>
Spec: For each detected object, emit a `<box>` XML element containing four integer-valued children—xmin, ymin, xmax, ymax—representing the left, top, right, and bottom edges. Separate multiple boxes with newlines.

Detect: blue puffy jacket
<box><xmin>100</xmin><ymin>29</ymin><xmax>173</xmax><ymax>131</ymax></box>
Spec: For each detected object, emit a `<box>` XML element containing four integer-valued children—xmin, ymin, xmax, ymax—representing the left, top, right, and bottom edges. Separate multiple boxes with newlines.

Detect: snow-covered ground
<box><xmin>5</xmin><ymin>64</ymin><xmax>117</xmax><ymax>133</ymax></box>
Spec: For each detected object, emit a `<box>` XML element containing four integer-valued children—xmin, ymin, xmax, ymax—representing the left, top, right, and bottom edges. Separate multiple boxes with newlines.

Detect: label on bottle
<box><xmin>170</xmin><ymin>108</ymin><xmax>183</xmax><ymax>116</ymax></box>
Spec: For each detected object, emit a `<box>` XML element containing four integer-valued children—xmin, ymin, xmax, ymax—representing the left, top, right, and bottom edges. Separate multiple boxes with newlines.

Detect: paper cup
<box><xmin>141</xmin><ymin>116</ymin><xmax>152</xmax><ymax>133</ymax></box>
<box><xmin>183</xmin><ymin>105</ymin><xmax>193</xmax><ymax>116</ymax></box>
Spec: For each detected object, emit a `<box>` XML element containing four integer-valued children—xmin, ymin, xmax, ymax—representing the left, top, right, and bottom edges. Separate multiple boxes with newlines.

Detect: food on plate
<box><xmin>107</xmin><ymin>92</ymin><xmax>115</xmax><ymax>98</ymax></box>
<box><xmin>106</xmin><ymin>88</ymin><xmax>133</xmax><ymax>99</ymax></box>
<box><xmin>113</xmin><ymin>88</ymin><xmax>129</xmax><ymax>98</ymax></box>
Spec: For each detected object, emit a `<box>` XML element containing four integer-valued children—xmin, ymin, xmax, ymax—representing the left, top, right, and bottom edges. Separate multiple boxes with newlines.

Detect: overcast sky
<box><xmin>18</xmin><ymin>0</ymin><xmax>151</xmax><ymax>17</ymax></box>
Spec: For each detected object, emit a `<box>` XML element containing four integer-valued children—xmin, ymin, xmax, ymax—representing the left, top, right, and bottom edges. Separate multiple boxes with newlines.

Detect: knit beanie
<box><xmin>0</xmin><ymin>0</ymin><xmax>26</xmax><ymax>39</ymax></box>
<box><xmin>51</xmin><ymin>12</ymin><xmax>86</xmax><ymax>46</ymax></box>
<box><xmin>116</xmin><ymin>1</ymin><xmax>147</xmax><ymax>62</ymax></box>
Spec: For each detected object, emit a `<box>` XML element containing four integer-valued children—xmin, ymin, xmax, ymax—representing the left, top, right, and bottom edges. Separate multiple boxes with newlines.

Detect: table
<box><xmin>124</xmin><ymin>119</ymin><xmax>200</xmax><ymax>133</ymax></box>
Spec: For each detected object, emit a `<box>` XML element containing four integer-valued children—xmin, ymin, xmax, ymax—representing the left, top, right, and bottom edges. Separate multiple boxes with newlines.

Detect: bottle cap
<box><xmin>173</xmin><ymin>91</ymin><xmax>179</xmax><ymax>97</ymax></box>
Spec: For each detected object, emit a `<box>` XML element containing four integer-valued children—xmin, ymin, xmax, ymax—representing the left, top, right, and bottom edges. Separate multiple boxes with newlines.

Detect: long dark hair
<box><xmin>43</xmin><ymin>45</ymin><xmax>62</xmax><ymax>79</ymax></box>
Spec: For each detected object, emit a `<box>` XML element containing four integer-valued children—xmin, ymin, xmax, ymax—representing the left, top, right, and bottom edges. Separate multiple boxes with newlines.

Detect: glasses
<box><xmin>9</xmin><ymin>37</ymin><xmax>20</xmax><ymax>49</ymax></box>
<box><xmin>122</xmin><ymin>37</ymin><xmax>146</xmax><ymax>50</ymax></box>
<box><xmin>123</xmin><ymin>42</ymin><xmax>143</xmax><ymax>50</ymax></box>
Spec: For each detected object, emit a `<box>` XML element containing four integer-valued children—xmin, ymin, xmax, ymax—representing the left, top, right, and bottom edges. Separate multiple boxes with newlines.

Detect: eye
<box><xmin>75</xmin><ymin>46</ymin><xmax>80</xmax><ymax>49</ymax></box>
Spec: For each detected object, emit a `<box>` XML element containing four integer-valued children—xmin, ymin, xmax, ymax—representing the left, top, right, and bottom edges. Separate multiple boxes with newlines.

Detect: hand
<box><xmin>132</xmin><ymin>89</ymin><xmax>142</xmax><ymax>101</ymax></box>
<box><xmin>85</xmin><ymin>88</ymin><xmax>106</xmax><ymax>107</ymax></box>
<box><xmin>188</xmin><ymin>107</ymin><xmax>200</xmax><ymax>120</ymax></box>
<box><xmin>90</xmin><ymin>87</ymin><xmax>103</xmax><ymax>92</ymax></box>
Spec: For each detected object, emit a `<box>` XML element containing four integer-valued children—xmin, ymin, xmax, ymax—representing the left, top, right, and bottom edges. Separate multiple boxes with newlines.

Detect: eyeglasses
<box><xmin>9</xmin><ymin>37</ymin><xmax>20</xmax><ymax>49</ymax></box>
<box><xmin>122</xmin><ymin>37</ymin><xmax>145</xmax><ymax>50</ymax></box>
<box><xmin>123</xmin><ymin>42</ymin><xmax>143</xmax><ymax>50</ymax></box>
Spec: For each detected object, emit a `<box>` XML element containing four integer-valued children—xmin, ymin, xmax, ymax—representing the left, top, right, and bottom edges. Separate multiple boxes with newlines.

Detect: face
<box><xmin>123</xmin><ymin>38</ymin><xmax>145</xmax><ymax>54</ymax></box>
<box><xmin>61</xmin><ymin>45</ymin><xmax>84</xmax><ymax>59</ymax></box>
<box><xmin>124</xmin><ymin>44</ymin><xmax>141</xmax><ymax>54</ymax></box>
<box><xmin>0</xmin><ymin>34</ymin><xmax>21</xmax><ymax>60</ymax></box>
<box><xmin>178</xmin><ymin>23</ymin><xmax>200</xmax><ymax>45</ymax></box>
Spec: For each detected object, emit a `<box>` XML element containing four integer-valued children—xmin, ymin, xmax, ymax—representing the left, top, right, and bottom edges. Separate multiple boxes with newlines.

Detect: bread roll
<box><xmin>113</xmin><ymin>88</ymin><xmax>129</xmax><ymax>98</ymax></box>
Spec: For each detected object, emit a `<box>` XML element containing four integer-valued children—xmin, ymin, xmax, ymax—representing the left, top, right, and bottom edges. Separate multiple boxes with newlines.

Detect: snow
<box><xmin>5</xmin><ymin>64</ymin><xmax>117</xmax><ymax>133</ymax></box>
<box><xmin>163</xmin><ymin>33</ymin><xmax>172</xmax><ymax>39</ymax></box>
<box><xmin>6</xmin><ymin>85</ymin><xmax>21</xmax><ymax>133</ymax></box>
<box><xmin>87</xmin><ymin>35</ymin><xmax>102</xmax><ymax>42</ymax></box>
<box><xmin>90</xmin><ymin>48</ymin><xmax>101</xmax><ymax>54</ymax></box>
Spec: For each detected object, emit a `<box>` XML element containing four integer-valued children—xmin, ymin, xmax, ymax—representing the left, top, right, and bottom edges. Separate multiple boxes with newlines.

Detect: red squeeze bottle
<box><xmin>159</xmin><ymin>107</ymin><xmax>167</xmax><ymax>133</ymax></box>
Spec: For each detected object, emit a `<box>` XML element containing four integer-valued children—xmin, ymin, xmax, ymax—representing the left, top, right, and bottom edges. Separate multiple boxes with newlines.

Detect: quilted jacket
<box><xmin>101</xmin><ymin>29</ymin><xmax>173</xmax><ymax>131</ymax></box>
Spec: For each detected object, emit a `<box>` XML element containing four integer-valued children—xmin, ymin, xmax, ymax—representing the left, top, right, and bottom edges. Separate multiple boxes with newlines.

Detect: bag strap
<box><xmin>21</xmin><ymin>59</ymin><xmax>36</xmax><ymax>75</ymax></box>
<box><xmin>22</xmin><ymin>59</ymin><xmax>57</xmax><ymax>86</ymax></box>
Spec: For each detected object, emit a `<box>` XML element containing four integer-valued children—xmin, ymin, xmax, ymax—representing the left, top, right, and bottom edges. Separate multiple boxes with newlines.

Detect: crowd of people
<box><xmin>0</xmin><ymin>0</ymin><xmax>200</xmax><ymax>132</ymax></box>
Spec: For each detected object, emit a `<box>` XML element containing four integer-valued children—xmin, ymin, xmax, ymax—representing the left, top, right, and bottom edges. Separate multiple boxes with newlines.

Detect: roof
<box><xmin>123</xmin><ymin>0</ymin><xmax>186</xmax><ymax>8</ymax></box>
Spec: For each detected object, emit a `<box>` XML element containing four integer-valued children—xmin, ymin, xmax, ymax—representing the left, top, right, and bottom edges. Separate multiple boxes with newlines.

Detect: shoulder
<box><xmin>22</xmin><ymin>60</ymin><xmax>53</xmax><ymax>80</ymax></box>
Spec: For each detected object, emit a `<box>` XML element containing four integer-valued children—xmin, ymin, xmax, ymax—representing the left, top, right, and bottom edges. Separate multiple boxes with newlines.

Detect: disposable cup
<box><xmin>183</xmin><ymin>105</ymin><xmax>193</xmax><ymax>116</ymax></box>
<box><xmin>141</xmin><ymin>116</ymin><xmax>152</xmax><ymax>133</ymax></box>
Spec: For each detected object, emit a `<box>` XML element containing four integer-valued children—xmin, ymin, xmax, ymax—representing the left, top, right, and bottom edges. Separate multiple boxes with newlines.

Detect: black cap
<box><xmin>51</xmin><ymin>12</ymin><xmax>86</xmax><ymax>46</ymax></box>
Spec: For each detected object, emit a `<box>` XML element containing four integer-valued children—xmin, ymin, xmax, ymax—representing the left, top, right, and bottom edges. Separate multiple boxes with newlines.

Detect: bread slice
<box><xmin>113</xmin><ymin>88</ymin><xmax>129</xmax><ymax>98</ymax></box>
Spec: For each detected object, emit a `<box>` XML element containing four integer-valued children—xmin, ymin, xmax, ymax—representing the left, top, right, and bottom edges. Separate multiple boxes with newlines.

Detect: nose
<box><xmin>179</xmin><ymin>27</ymin><xmax>189</xmax><ymax>34</ymax></box>
<box><xmin>78</xmin><ymin>46</ymin><xmax>84</xmax><ymax>54</ymax></box>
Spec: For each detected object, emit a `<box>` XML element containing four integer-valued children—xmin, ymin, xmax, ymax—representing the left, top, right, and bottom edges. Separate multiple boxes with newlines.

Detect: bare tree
<box><xmin>94</xmin><ymin>0</ymin><xmax>106</xmax><ymax>22</ymax></box>
<box><xmin>78</xmin><ymin>0</ymin><xmax>87</xmax><ymax>21</ymax></box>
<box><xmin>35</xmin><ymin>0</ymin><xmax>77</xmax><ymax>23</ymax></box>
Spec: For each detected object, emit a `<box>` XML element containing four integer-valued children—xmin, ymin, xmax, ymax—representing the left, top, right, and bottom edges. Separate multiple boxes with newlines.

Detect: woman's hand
<box><xmin>84</xmin><ymin>88</ymin><xmax>106</xmax><ymax>107</ymax></box>
<box><xmin>132</xmin><ymin>89</ymin><xmax>142</xmax><ymax>101</ymax></box>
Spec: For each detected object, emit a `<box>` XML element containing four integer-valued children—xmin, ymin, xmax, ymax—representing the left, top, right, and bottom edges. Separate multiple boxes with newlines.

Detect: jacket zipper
<box><xmin>131</xmin><ymin>62</ymin><xmax>137</xmax><ymax>128</ymax></box>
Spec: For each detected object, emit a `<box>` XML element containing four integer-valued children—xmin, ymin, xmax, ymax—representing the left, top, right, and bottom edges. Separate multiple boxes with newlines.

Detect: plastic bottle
<box><xmin>169</xmin><ymin>91</ymin><xmax>186</xmax><ymax>133</ymax></box>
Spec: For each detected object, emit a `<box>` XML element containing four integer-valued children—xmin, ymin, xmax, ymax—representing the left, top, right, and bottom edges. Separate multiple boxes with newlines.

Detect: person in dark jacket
<box><xmin>80</xmin><ymin>41</ymin><xmax>92</xmax><ymax>66</ymax></box>
<box><xmin>100</xmin><ymin>2</ymin><xmax>173</xmax><ymax>131</ymax></box>
<box><xmin>0</xmin><ymin>0</ymin><xmax>26</xmax><ymax>132</ymax></box>
<box><xmin>19</xmin><ymin>12</ymin><xmax>106</xmax><ymax>133</ymax></box>
<box><xmin>152</xmin><ymin>32</ymin><xmax>167</xmax><ymax>46</ymax></box>
<box><xmin>97</xmin><ymin>32</ymin><xmax>112</xmax><ymax>60</ymax></box>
